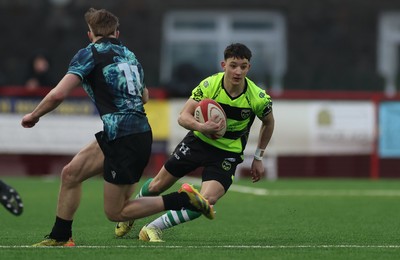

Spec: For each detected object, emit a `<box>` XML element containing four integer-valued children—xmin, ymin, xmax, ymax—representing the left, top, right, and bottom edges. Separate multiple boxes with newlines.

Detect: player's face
<box><xmin>221</xmin><ymin>57</ymin><xmax>251</xmax><ymax>87</ymax></box>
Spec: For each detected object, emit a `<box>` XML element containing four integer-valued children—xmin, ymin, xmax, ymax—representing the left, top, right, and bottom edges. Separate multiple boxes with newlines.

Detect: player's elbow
<box><xmin>50</xmin><ymin>89</ymin><xmax>67</xmax><ymax>103</ymax></box>
<box><xmin>177</xmin><ymin>114</ymin><xmax>192</xmax><ymax>130</ymax></box>
<box><xmin>177</xmin><ymin>114</ymin><xmax>184</xmax><ymax>127</ymax></box>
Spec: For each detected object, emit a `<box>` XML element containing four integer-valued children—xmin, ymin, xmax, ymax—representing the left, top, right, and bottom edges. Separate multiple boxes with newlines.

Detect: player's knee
<box><xmin>104</xmin><ymin>208</ymin><xmax>125</xmax><ymax>222</ymax></box>
<box><xmin>60</xmin><ymin>164</ymin><xmax>79</xmax><ymax>185</ymax></box>
<box><xmin>104</xmin><ymin>207</ymin><xmax>119</xmax><ymax>221</ymax></box>
<box><xmin>104</xmin><ymin>211</ymin><xmax>119</xmax><ymax>222</ymax></box>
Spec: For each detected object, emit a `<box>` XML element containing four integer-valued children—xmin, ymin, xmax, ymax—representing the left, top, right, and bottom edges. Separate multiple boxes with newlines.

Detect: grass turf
<box><xmin>1</xmin><ymin>176</ymin><xmax>399</xmax><ymax>259</ymax></box>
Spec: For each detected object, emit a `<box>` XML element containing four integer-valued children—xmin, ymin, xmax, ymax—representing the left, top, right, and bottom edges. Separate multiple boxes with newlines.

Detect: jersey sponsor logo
<box><xmin>225</xmin><ymin>157</ymin><xmax>237</xmax><ymax>163</ymax></box>
<box><xmin>241</xmin><ymin>109</ymin><xmax>251</xmax><ymax>119</ymax></box>
<box><xmin>221</xmin><ymin>160</ymin><xmax>232</xmax><ymax>171</ymax></box>
<box><xmin>192</xmin><ymin>88</ymin><xmax>203</xmax><ymax>101</ymax></box>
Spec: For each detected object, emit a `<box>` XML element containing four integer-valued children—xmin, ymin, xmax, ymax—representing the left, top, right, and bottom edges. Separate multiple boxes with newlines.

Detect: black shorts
<box><xmin>95</xmin><ymin>131</ymin><xmax>152</xmax><ymax>185</ymax></box>
<box><xmin>165</xmin><ymin>132</ymin><xmax>243</xmax><ymax>192</ymax></box>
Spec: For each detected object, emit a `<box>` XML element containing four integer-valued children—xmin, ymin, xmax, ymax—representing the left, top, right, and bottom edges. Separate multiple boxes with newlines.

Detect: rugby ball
<box><xmin>194</xmin><ymin>99</ymin><xmax>227</xmax><ymax>139</ymax></box>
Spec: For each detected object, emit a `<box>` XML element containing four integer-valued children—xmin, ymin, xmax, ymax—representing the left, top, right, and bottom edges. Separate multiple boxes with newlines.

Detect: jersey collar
<box><xmin>221</xmin><ymin>75</ymin><xmax>248</xmax><ymax>99</ymax></box>
<box><xmin>94</xmin><ymin>37</ymin><xmax>121</xmax><ymax>45</ymax></box>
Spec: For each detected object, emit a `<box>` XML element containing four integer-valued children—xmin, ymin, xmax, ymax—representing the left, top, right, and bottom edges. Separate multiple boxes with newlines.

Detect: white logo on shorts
<box><xmin>111</xmin><ymin>170</ymin><xmax>117</xmax><ymax>179</ymax></box>
<box><xmin>179</xmin><ymin>142</ymin><xmax>191</xmax><ymax>156</ymax></box>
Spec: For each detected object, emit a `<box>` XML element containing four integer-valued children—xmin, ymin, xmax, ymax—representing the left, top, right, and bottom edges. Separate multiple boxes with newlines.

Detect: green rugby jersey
<box><xmin>190</xmin><ymin>72</ymin><xmax>272</xmax><ymax>154</ymax></box>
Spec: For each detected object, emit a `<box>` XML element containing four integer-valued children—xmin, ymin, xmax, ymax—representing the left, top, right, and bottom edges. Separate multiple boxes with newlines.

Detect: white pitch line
<box><xmin>179</xmin><ymin>177</ymin><xmax>400</xmax><ymax>197</ymax></box>
<box><xmin>265</xmin><ymin>189</ymin><xmax>400</xmax><ymax>197</ymax></box>
<box><xmin>1</xmin><ymin>244</ymin><xmax>400</xmax><ymax>249</ymax></box>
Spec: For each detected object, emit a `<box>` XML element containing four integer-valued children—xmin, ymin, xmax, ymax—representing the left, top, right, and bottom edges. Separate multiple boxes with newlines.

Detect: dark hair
<box><xmin>224</xmin><ymin>43</ymin><xmax>252</xmax><ymax>61</ymax></box>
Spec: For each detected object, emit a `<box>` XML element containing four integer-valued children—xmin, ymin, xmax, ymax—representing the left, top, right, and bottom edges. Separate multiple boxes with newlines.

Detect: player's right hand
<box><xmin>200</xmin><ymin>115</ymin><xmax>224</xmax><ymax>135</ymax></box>
<box><xmin>21</xmin><ymin>113</ymin><xmax>39</xmax><ymax>128</ymax></box>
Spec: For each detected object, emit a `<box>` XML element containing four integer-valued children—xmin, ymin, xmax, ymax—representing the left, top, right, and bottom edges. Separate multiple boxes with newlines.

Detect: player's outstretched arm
<box><xmin>250</xmin><ymin>112</ymin><xmax>275</xmax><ymax>182</ymax></box>
<box><xmin>21</xmin><ymin>74</ymin><xmax>81</xmax><ymax>128</ymax></box>
<box><xmin>257</xmin><ymin>112</ymin><xmax>275</xmax><ymax>151</ymax></box>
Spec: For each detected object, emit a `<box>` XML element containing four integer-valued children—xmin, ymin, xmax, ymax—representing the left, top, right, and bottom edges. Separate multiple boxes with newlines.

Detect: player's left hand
<box><xmin>250</xmin><ymin>159</ymin><xmax>264</xmax><ymax>182</ymax></box>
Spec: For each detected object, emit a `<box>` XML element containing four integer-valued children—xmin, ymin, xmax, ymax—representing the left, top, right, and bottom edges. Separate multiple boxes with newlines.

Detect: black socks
<box><xmin>162</xmin><ymin>192</ymin><xmax>197</xmax><ymax>211</ymax></box>
<box><xmin>49</xmin><ymin>216</ymin><xmax>73</xmax><ymax>241</ymax></box>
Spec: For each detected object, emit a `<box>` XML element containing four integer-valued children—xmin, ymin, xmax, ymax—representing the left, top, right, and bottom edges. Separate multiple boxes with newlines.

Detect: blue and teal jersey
<box><xmin>67</xmin><ymin>38</ymin><xmax>150</xmax><ymax>141</ymax></box>
<box><xmin>190</xmin><ymin>72</ymin><xmax>272</xmax><ymax>154</ymax></box>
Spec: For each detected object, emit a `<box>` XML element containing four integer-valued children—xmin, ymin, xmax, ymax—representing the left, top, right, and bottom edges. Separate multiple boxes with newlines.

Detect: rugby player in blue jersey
<box><xmin>21</xmin><ymin>8</ymin><xmax>212</xmax><ymax>247</ymax></box>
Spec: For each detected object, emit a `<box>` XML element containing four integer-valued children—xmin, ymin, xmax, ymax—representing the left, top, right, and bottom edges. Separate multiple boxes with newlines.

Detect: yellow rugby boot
<box><xmin>138</xmin><ymin>225</ymin><xmax>164</xmax><ymax>242</ymax></box>
<box><xmin>32</xmin><ymin>236</ymin><xmax>75</xmax><ymax>247</ymax></box>
<box><xmin>115</xmin><ymin>220</ymin><xmax>134</xmax><ymax>237</ymax></box>
<box><xmin>178</xmin><ymin>183</ymin><xmax>215</xmax><ymax>220</ymax></box>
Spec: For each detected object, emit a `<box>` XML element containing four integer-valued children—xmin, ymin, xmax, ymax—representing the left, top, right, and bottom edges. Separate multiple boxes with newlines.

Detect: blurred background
<box><xmin>1</xmin><ymin>0</ymin><xmax>400</xmax><ymax>179</ymax></box>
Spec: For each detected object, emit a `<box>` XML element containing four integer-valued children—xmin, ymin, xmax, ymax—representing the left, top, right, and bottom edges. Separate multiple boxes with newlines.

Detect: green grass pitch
<box><xmin>1</xmin><ymin>176</ymin><xmax>400</xmax><ymax>259</ymax></box>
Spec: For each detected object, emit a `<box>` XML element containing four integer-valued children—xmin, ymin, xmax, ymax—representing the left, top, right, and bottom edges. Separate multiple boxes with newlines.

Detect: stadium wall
<box><xmin>0</xmin><ymin>87</ymin><xmax>399</xmax><ymax>179</ymax></box>
<box><xmin>2</xmin><ymin>1</ymin><xmax>400</xmax><ymax>92</ymax></box>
